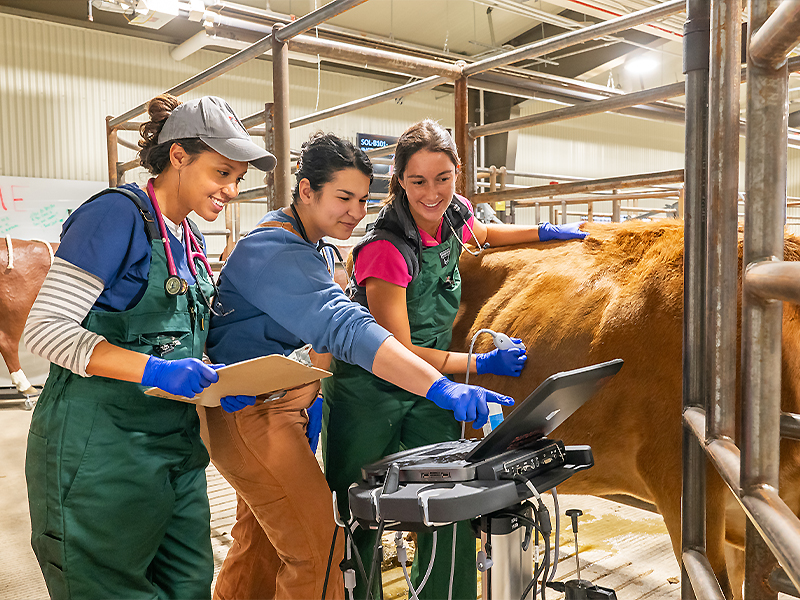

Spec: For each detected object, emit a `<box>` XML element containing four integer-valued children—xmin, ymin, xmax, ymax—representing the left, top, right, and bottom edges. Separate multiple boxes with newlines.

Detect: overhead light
<box><xmin>624</xmin><ymin>55</ymin><xmax>658</xmax><ymax>75</ymax></box>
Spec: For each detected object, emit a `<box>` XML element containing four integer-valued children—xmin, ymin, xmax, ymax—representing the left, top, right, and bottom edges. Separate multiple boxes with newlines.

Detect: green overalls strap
<box><xmin>322</xmin><ymin>232</ymin><xmax>477</xmax><ymax>600</ymax></box>
<box><xmin>26</xmin><ymin>208</ymin><xmax>215</xmax><ymax>600</ymax></box>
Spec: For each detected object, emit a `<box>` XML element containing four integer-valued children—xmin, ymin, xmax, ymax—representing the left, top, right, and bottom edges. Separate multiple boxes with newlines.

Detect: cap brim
<box><xmin>202</xmin><ymin>136</ymin><xmax>277</xmax><ymax>172</ymax></box>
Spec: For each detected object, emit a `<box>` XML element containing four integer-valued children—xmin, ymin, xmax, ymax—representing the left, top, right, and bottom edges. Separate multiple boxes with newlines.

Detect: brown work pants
<box><xmin>198</xmin><ymin>382</ymin><xmax>344</xmax><ymax>600</ymax></box>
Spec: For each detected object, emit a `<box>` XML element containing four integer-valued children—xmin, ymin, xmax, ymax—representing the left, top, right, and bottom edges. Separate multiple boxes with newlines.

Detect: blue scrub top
<box><xmin>206</xmin><ymin>209</ymin><xmax>390</xmax><ymax>371</ymax></box>
<box><xmin>55</xmin><ymin>183</ymin><xmax>198</xmax><ymax>312</ymax></box>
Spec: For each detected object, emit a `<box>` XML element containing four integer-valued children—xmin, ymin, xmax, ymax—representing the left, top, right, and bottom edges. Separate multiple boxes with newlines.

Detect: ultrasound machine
<box><xmin>335</xmin><ymin>358</ymin><xmax>623</xmax><ymax>600</ymax></box>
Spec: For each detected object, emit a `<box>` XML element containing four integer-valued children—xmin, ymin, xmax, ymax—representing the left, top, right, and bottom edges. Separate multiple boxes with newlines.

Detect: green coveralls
<box><xmin>322</xmin><ymin>232</ymin><xmax>477</xmax><ymax>600</ymax></box>
<box><xmin>25</xmin><ymin>235</ymin><xmax>215</xmax><ymax>600</ymax></box>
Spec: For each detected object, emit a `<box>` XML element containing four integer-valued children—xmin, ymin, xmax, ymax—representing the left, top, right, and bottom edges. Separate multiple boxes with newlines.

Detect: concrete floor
<box><xmin>3</xmin><ymin>402</ymin><xmax>685</xmax><ymax>600</ymax></box>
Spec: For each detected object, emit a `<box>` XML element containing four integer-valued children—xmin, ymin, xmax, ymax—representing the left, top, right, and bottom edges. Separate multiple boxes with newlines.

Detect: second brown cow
<box><xmin>451</xmin><ymin>220</ymin><xmax>800</xmax><ymax>598</ymax></box>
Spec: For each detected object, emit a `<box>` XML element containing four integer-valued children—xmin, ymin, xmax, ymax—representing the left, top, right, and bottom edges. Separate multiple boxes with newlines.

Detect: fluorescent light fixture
<box><xmin>624</xmin><ymin>55</ymin><xmax>659</xmax><ymax>75</ymax></box>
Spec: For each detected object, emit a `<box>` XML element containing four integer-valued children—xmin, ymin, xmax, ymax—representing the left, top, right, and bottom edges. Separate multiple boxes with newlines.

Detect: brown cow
<box><xmin>451</xmin><ymin>220</ymin><xmax>800</xmax><ymax>599</ymax></box>
<box><xmin>1</xmin><ymin>237</ymin><xmax>55</xmax><ymax>396</ymax></box>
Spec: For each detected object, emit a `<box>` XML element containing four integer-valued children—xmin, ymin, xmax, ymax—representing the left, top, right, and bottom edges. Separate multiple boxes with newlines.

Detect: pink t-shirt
<box><xmin>354</xmin><ymin>195</ymin><xmax>475</xmax><ymax>288</ymax></box>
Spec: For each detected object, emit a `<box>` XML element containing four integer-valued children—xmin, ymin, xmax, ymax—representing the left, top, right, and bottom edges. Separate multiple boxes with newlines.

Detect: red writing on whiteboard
<box><xmin>11</xmin><ymin>186</ymin><xmax>26</xmax><ymax>212</ymax></box>
<box><xmin>0</xmin><ymin>186</ymin><xmax>27</xmax><ymax>212</ymax></box>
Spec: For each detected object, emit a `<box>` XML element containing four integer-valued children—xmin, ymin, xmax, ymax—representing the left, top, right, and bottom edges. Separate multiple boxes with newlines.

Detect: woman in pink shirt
<box><xmin>322</xmin><ymin>119</ymin><xmax>586</xmax><ymax>599</ymax></box>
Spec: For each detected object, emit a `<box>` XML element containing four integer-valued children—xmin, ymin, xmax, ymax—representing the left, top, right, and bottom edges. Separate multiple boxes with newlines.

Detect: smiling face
<box><xmin>296</xmin><ymin>167</ymin><xmax>371</xmax><ymax>242</ymax></box>
<box><xmin>174</xmin><ymin>147</ymin><xmax>249</xmax><ymax>222</ymax></box>
<box><xmin>399</xmin><ymin>149</ymin><xmax>458</xmax><ymax>237</ymax></box>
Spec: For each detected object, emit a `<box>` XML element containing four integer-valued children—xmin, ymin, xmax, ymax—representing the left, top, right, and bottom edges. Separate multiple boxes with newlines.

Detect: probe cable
<box><xmin>322</xmin><ymin>526</ymin><xmax>338</xmax><ymax>599</ymax></box>
<box><xmin>398</xmin><ymin>530</ymin><xmax>437</xmax><ymax>600</ymax></box>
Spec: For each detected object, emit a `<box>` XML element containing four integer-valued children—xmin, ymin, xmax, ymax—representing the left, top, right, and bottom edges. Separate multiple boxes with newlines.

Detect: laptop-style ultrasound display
<box><xmin>362</xmin><ymin>359</ymin><xmax>623</xmax><ymax>484</ymax></box>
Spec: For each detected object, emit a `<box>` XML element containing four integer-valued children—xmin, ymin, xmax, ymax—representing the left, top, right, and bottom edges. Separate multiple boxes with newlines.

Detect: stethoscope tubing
<box><xmin>146</xmin><ymin>178</ymin><xmax>214</xmax><ymax>289</ymax></box>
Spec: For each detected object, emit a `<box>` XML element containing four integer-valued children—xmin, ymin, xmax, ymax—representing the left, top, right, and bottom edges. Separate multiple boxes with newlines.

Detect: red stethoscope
<box><xmin>146</xmin><ymin>178</ymin><xmax>215</xmax><ymax>297</ymax></box>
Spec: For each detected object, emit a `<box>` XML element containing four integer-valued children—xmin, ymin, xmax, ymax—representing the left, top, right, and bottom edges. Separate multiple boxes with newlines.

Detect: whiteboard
<box><xmin>0</xmin><ymin>176</ymin><xmax>106</xmax><ymax>242</ymax></box>
<box><xmin>0</xmin><ymin>176</ymin><xmax>107</xmax><ymax>389</ymax></box>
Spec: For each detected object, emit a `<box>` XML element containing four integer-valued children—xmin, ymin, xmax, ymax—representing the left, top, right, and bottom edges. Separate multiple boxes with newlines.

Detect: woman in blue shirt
<box><xmin>203</xmin><ymin>132</ymin><xmax>513</xmax><ymax>600</ymax></box>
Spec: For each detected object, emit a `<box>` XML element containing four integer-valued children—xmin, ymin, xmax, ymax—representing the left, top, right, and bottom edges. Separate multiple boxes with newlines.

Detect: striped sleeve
<box><xmin>24</xmin><ymin>257</ymin><xmax>107</xmax><ymax>377</ymax></box>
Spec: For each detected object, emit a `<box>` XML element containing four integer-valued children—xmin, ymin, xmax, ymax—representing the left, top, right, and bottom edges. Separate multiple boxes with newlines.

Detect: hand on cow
<box><xmin>426</xmin><ymin>376</ymin><xmax>515</xmax><ymax>429</ymax></box>
<box><xmin>141</xmin><ymin>356</ymin><xmax>219</xmax><ymax>398</ymax></box>
<box><xmin>476</xmin><ymin>344</ymin><xmax>527</xmax><ymax>377</ymax></box>
<box><xmin>538</xmin><ymin>221</ymin><xmax>587</xmax><ymax>242</ymax></box>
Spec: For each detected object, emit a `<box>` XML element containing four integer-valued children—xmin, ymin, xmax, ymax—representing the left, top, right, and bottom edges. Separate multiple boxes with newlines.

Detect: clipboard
<box><xmin>144</xmin><ymin>354</ymin><xmax>332</xmax><ymax>407</ymax></box>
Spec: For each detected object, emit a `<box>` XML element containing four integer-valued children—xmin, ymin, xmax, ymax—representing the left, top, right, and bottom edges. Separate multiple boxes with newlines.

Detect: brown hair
<box><xmin>386</xmin><ymin>119</ymin><xmax>460</xmax><ymax>206</ymax></box>
<box><xmin>138</xmin><ymin>93</ymin><xmax>208</xmax><ymax>175</ymax></box>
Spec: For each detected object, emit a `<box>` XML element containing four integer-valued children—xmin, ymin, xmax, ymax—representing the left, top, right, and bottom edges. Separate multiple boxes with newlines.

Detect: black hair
<box><xmin>292</xmin><ymin>132</ymin><xmax>373</xmax><ymax>203</ymax></box>
<box><xmin>138</xmin><ymin>93</ymin><xmax>210</xmax><ymax>175</ymax></box>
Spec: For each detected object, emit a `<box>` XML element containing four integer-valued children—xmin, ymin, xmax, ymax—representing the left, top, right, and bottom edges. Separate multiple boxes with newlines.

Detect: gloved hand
<box><xmin>306</xmin><ymin>396</ymin><xmax>324</xmax><ymax>454</ymax></box>
<box><xmin>141</xmin><ymin>356</ymin><xmax>219</xmax><ymax>398</ymax></box>
<box><xmin>538</xmin><ymin>221</ymin><xmax>587</xmax><ymax>242</ymax></box>
<box><xmin>220</xmin><ymin>395</ymin><xmax>257</xmax><ymax>413</ymax></box>
<box><xmin>426</xmin><ymin>377</ymin><xmax>515</xmax><ymax>429</ymax></box>
<box><xmin>476</xmin><ymin>343</ymin><xmax>527</xmax><ymax>377</ymax></box>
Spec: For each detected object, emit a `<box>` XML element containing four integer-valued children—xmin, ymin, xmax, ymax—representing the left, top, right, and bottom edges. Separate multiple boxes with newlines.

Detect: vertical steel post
<box><xmin>681</xmin><ymin>0</ymin><xmax>710</xmax><ymax>596</ymax></box>
<box><xmin>272</xmin><ymin>25</ymin><xmax>292</xmax><ymax>208</ymax></box>
<box><xmin>742</xmin><ymin>0</ymin><xmax>788</xmax><ymax>596</ymax></box>
<box><xmin>706</xmin><ymin>0</ymin><xmax>740</xmax><ymax>441</ymax></box>
<box><xmin>454</xmin><ymin>71</ymin><xmax>469</xmax><ymax>197</ymax></box>
<box><xmin>106</xmin><ymin>116</ymin><xmax>119</xmax><ymax>188</ymax></box>
<box><xmin>263</xmin><ymin>102</ymin><xmax>277</xmax><ymax>211</ymax></box>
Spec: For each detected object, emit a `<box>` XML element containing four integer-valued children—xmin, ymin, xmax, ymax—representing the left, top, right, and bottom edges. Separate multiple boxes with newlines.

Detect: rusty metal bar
<box><xmin>109</xmin><ymin>0</ymin><xmax>367</xmax><ymax>127</ymax></box>
<box><xmin>365</xmin><ymin>143</ymin><xmax>397</xmax><ymax>158</ymax></box>
<box><xmin>272</xmin><ymin>25</ymin><xmax>292</xmax><ymax>208</ymax></box>
<box><xmin>749</xmin><ymin>0</ymin><xmax>800</xmax><ymax>69</ymax></box>
<box><xmin>475</xmin><ymin>169</ymin><xmax>684</xmax><ymax>202</ymax></box>
<box><xmin>288</xmin><ymin>34</ymin><xmax>461</xmax><ymax>78</ymax></box>
<box><xmin>106</xmin><ymin>116</ymin><xmax>119</xmax><ymax>188</ymax></box>
<box><xmin>290</xmin><ymin>75</ymin><xmax>449</xmax><ymax>129</ymax></box>
<box><xmin>262</xmin><ymin>102</ymin><xmax>276</xmax><ymax>211</ymax></box>
<box><xmin>742</xmin><ymin>0</ymin><xmax>790</xmax><ymax>593</ymax></box>
<box><xmin>117</xmin><ymin>137</ymin><xmax>139</xmax><ymax>152</ymax></box>
<box><xmin>117</xmin><ymin>158</ymin><xmax>140</xmax><ymax>177</ymax></box>
<box><xmin>769</xmin><ymin>567</ymin><xmax>800</xmax><ymax>597</ymax></box>
<box><xmin>463</xmin><ymin>0</ymin><xmax>685</xmax><ymax>76</ymax></box>
<box><xmin>681</xmin><ymin>3</ymin><xmax>711</xmax><ymax>590</ymax></box>
<box><xmin>273</xmin><ymin>0</ymin><xmax>370</xmax><ymax>43</ymax></box>
<box><xmin>470</xmin><ymin>82</ymin><xmax>685</xmax><ymax>138</ymax></box>
<box><xmin>781</xmin><ymin>413</ymin><xmax>800</xmax><ymax>441</ymax></box>
<box><xmin>454</xmin><ymin>73</ymin><xmax>469</xmax><ymax>197</ymax></box>
<box><xmin>744</xmin><ymin>261</ymin><xmax>800</xmax><ymax>304</ymax></box>
<box><xmin>683</xmin><ymin>407</ymin><xmax>741</xmax><ymax>494</ymax></box>
<box><xmin>682</xmin><ymin>549</ymin><xmax>727</xmax><ymax>600</ymax></box>
<box><xmin>705</xmin><ymin>0</ymin><xmax>740</xmax><ymax>441</ymax></box>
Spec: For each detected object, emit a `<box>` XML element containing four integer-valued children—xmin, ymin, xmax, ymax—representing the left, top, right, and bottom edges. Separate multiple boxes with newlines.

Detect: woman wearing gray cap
<box><xmin>23</xmin><ymin>93</ymin><xmax>272</xmax><ymax>600</ymax></box>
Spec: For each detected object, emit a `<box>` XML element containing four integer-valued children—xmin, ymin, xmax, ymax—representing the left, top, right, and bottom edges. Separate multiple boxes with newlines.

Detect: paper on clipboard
<box><xmin>144</xmin><ymin>354</ymin><xmax>331</xmax><ymax>407</ymax></box>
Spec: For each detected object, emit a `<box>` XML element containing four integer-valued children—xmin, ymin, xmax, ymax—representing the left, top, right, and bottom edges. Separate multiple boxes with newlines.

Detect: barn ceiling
<box><xmin>0</xmin><ymin>0</ymin><xmax>797</xmax><ymax>119</ymax></box>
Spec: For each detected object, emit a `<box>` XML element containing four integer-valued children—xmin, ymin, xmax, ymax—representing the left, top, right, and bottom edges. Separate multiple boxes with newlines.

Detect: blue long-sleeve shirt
<box><xmin>206</xmin><ymin>209</ymin><xmax>391</xmax><ymax>370</ymax></box>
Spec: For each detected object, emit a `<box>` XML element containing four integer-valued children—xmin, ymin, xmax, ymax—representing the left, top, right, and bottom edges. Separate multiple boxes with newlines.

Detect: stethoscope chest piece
<box><xmin>165</xmin><ymin>275</ymin><xmax>188</xmax><ymax>297</ymax></box>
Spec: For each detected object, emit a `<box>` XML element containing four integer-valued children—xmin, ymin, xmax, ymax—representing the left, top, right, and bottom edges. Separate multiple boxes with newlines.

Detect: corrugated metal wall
<box><xmin>3</xmin><ymin>10</ymin><xmax>800</xmax><ymax>243</ymax></box>
<box><xmin>0</xmin><ymin>11</ymin><xmax>453</xmax><ymax>182</ymax></box>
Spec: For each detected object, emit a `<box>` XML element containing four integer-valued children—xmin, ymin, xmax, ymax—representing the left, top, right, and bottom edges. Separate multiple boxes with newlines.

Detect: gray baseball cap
<box><xmin>158</xmin><ymin>96</ymin><xmax>277</xmax><ymax>172</ymax></box>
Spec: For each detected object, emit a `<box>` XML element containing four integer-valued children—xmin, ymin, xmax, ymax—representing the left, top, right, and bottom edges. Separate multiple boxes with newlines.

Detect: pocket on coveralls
<box><xmin>25</xmin><ymin>431</ymin><xmax>49</xmax><ymax>537</ymax></box>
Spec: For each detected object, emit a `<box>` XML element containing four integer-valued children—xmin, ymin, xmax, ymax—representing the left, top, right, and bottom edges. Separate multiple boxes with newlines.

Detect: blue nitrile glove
<box><xmin>306</xmin><ymin>396</ymin><xmax>324</xmax><ymax>454</ymax></box>
<box><xmin>220</xmin><ymin>395</ymin><xmax>257</xmax><ymax>413</ymax></box>
<box><xmin>538</xmin><ymin>221</ymin><xmax>588</xmax><ymax>241</ymax></box>
<box><xmin>426</xmin><ymin>377</ymin><xmax>515</xmax><ymax>429</ymax></box>
<box><xmin>141</xmin><ymin>356</ymin><xmax>219</xmax><ymax>398</ymax></box>
<box><xmin>206</xmin><ymin>364</ymin><xmax>257</xmax><ymax>413</ymax></box>
<box><xmin>476</xmin><ymin>344</ymin><xmax>528</xmax><ymax>377</ymax></box>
